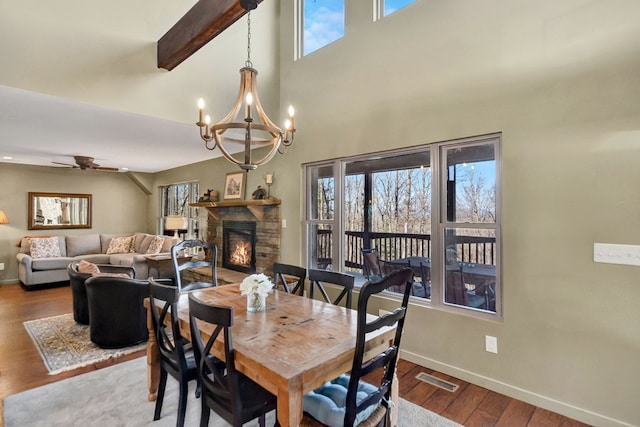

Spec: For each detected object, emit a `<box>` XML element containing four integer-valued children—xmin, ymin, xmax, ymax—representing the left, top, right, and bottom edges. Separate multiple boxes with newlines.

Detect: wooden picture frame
<box><xmin>28</xmin><ymin>192</ymin><xmax>92</xmax><ymax>230</ymax></box>
<box><xmin>223</xmin><ymin>172</ymin><xmax>246</xmax><ymax>200</ymax></box>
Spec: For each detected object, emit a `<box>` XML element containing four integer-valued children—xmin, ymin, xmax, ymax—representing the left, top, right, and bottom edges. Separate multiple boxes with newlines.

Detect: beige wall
<box><xmin>0</xmin><ymin>163</ymin><xmax>154</xmax><ymax>282</ymax></box>
<box><xmin>272</xmin><ymin>1</ymin><xmax>639</xmax><ymax>426</ymax></box>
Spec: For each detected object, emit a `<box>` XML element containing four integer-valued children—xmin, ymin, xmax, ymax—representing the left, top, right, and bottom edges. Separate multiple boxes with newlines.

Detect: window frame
<box><xmin>159</xmin><ymin>181</ymin><xmax>200</xmax><ymax>239</ymax></box>
<box><xmin>303</xmin><ymin>133</ymin><xmax>502</xmax><ymax>320</ymax></box>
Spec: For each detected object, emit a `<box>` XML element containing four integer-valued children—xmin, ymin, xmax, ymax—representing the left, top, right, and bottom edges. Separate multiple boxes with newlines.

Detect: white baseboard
<box><xmin>399</xmin><ymin>349</ymin><xmax>633</xmax><ymax>427</ymax></box>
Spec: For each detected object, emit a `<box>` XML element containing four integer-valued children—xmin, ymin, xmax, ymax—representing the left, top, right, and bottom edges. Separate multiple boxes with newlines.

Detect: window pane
<box><xmin>309</xmin><ymin>165</ymin><xmax>334</xmax><ymax>220</ymax></box>
<box><xmin>304</xmin><ymin>0</ymin><xmax>344</xmax><ymax>56</ymax></box>
<box><xmin>384</xmin><ymin>0</ymin><xmax>416</xmax><ymax>16</ymax></box>
<box><xmin>443</xmin><ymin>227</ymin><xmax>496</xmax><ymax>313</ymax></box>
<box><xmin>309</xmin><ymin>223</ymin><xmax>333</xmax><ymax>269</ymax></box>
<box><xmin>443</xmin><ymin>144</ymin><xmax>496</xmax><ymax>224</ymax></box>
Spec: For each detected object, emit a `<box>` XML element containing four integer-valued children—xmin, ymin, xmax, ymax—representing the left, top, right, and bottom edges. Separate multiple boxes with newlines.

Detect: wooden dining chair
<box><xmin>307</xmin><ymin>269</ymin><xmax>355</xmax><ymax>308</ymax></box>
<box><xmin>172</xmin><ymin>239</ymin><xmax>218</xmax><ymax>292</ymax></box>
<box><xmin>302</xmin><ymin>268</ymin><xmax>414</xmax><ymax>427</ymax></box>
<box><xmin>188</xmin><ymin>293</ymin><xmax>278</xmax><ymax>427</ymax></box>
<box><xmin>148</xmin><ymin>278</ymin><xmax>199</xmax><ymax>427</ymax></box>
<box><xmin>273</xmin><ymin>262</ymin><xmax>307</xmax><ymax>295</ymax></box>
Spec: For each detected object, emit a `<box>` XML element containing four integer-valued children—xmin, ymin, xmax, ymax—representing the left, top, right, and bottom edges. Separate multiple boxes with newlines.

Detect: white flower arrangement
<box><xmin>239</xmin><ymin>273</ymin><xmax>275</xmax><ymax>297</ymax></box>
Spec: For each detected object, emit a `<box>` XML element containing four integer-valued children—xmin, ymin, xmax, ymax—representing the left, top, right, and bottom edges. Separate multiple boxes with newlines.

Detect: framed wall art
<box><xmin>223</xmin><ymin>172</ymin><xmax>246</xmax><ymax>200</ymax></box>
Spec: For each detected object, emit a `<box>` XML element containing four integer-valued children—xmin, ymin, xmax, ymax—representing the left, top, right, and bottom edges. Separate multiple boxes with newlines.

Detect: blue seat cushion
<box><xmin>303</xmin><ymin>374</ymin><xmax>381</xmax><ymax>427</ymax></box>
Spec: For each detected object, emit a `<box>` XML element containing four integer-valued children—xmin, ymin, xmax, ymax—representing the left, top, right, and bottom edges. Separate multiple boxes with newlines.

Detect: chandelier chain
<box><xmin>245</xmin><ymin>11</ymin><xmax>252</xmax><ymax>68</ymax></box>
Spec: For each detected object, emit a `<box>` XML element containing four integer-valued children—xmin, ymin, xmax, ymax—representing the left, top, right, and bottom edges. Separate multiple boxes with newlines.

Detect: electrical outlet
<box><xmin>281</xmin><ymin>219</ymin><xmax>287</xmax><ymax>229</ymax></box>
<box><xmin>485</xmin><ymin>335</ymin><xmax>498</xmax><ymax>354</ymax></box>
<box><xmin>0</xmin><ymin>262</ymin><xmax>4</xmax><ymax>271</ymax></box>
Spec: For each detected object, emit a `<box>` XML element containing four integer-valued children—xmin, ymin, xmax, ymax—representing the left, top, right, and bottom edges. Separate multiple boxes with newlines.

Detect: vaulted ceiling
<box><xmin>0</xmin><ymin>0</ymin><xmax>280</xmax><ymax>173</ymax></box>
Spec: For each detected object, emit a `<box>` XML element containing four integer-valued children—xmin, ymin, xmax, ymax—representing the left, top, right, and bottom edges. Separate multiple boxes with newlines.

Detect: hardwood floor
<box><xmin>0</xmin><ymin>283</ymin><xmax>589</xmax><ymax>427</ymax></box>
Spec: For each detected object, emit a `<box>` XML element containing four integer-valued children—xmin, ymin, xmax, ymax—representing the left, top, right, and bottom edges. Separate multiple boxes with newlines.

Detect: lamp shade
<box><xmin>0</xmin><ymin>210</ymin><xmax>8</xmax><ymax>224</ymax></box>
<box><xmin>164</xmin><ymin>216</ymin><xmax>188</xmax><ymax>231</ymax></box>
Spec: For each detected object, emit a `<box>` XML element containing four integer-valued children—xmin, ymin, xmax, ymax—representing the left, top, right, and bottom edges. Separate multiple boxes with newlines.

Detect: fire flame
<box><xmin>230</xmin><ymin>240</ymin><xmax>251</xmax><ymax>266</ymax></box>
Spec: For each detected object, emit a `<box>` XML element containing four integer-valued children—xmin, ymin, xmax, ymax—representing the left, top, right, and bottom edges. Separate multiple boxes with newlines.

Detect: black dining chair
<box><xmin>307</xmin><ymin>269</ymin><xmax>355</xmax><ymax>308</ymax></box>
<box><xmin>172</xmin><ymin>239</ymin><xmax>218</xmax><ymax>292</ymax></box>
<box><xmin>188</xmin><ymin>293</ymin><xmax>279</xmax><ymax>427</ymax></box>
<box><xmin>273</xmin><ymin>263</ymin><xmax>306</xmax><ymax>295</ymax></box>
<box><xmin>301</xmin><ymin>268</ymin><xmax>414</xmax><ymax>427</ymax></box>
<box><xmin>149</xmin><ymin>278</ymin><xmax>199</xmax><ymax>427</ymax></box>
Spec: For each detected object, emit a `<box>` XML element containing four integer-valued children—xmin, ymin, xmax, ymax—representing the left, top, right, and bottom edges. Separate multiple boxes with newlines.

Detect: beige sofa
<box><xmin>16</xmin><ymin>233</ymin><xmax>177</xmax><ymax>289</ymax></box>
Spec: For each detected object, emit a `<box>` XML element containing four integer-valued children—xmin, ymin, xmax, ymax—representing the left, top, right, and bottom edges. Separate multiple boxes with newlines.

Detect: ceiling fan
<box><xmin>52</xmin><ymin>156</ymin><xmax>119</xmax><ymax>171</ymax></box>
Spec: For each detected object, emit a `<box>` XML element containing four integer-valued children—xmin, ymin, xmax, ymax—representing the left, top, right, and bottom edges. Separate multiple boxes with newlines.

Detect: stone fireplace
<box><xmin>201</xmin><ymin>199</ymin><xmax>281</xmax><ymax>279</ymax></box>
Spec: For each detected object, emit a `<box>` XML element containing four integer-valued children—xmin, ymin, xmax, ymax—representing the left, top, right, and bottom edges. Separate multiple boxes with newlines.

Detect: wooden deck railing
<box><xmin>316</xmin><ymin>230</ymin><xmax>496</xmax><ymax>271</ymax></box>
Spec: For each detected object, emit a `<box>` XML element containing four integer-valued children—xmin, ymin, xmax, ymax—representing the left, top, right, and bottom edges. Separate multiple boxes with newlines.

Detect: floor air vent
<box><xmin>415</xmin><ymin>372</ymin><xmax>459</xmax><ymax>393</ymax></box>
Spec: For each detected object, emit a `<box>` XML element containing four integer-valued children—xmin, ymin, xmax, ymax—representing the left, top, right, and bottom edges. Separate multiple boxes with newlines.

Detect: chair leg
<box><xmin>199</xmin><ymin>397</ymin><xmax>210</xmax><ymax>427</ymax></box>
<box><xmin>176</xmin><ymin>379</ymin><xmax>189</xmax><ymax>427</ymax></box>
<box><xmin>154</xmin><ymin>369</ymin><xmax>168</xmax><ymax>421</ymax></box>
<box><xmin>258</xmin><ymin>414</ymin><xmax>265</xmax><ymax>427</ymax></box>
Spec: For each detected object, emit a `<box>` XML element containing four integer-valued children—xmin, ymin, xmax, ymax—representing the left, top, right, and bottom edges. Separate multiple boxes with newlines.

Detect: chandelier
<box><xmin>196</xmin><ymin>4</ymin><xmax>296</xmax><ymax>171</ymax></box>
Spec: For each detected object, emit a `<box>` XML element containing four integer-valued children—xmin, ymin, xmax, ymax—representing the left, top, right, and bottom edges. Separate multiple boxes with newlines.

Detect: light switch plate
<box><xmin>485</xmin><ymin>335</ymin><xmax>497</xmax><ymax>354</ymax></box>
<box><xmin>594</xmin><ymin>243</ymin><xmax>640</xmax><ymax>266</ymax></box>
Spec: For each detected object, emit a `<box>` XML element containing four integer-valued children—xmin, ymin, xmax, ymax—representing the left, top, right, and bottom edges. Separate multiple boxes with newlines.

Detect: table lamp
<box><xmin>0</xmin><ymin>210</ymin><xmax>8</xmax><ymax>224</ymax></box>
<box><xmin>164</xmin><ymin>216</ymin><xmax>188</xmax><ymax>239</ymax></box>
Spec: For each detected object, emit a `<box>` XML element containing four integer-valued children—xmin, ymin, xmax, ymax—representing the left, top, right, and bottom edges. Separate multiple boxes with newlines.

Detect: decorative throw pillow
<box><xmin>29</xmin><ymin>237</ymin><xmax>61</xmax><ymax>259</ymax></box>
<box><xmin>106</xmin><ymin>236</ymin><xmax>135</xmax><ymax>254</ymax></box>
<box><xmin>145</xmin><ymin>236</ymin><xmax>165</xmax><ymax>255</ymax></box>
<box><xmin>78</xmin><ymin>260</ymin><xmax>100</xmax><ymax>275</ymax></box>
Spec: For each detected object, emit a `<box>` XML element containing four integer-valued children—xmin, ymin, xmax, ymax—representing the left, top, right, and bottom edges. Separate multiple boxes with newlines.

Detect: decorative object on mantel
<box><xmin>224</xmin><ymin>171</ymin><xmax>246</xmax><ymax>200</ymax></box>
<box><xmin>240</xmin><ymin>273</ymin><xmax>274</xmax><ymax>312</ymax></box>
<box><xmin>198</xmin><ymin>188</ymin><xmax>219</xmax><ymax>203</ymax></box>
<box><xmin>0</xmin><ymin>209</ymin><xmax>8</xmax><ymax>224</ymax></box>
<box><xmin>195</xmin><ymin>2</ymin><xmax>296</xmax><ymax>171</ymax></box>
<box><xmin>263</xmin><ymin>172</ymin><xmax>274</xmax><ymax>199</ymax></box>
<box><xmin>189</xmin><ymin>198</ymin><xmax>281</xmax><ymax>221</ymax></box>
<box><xmin>251</xmin><ymin>186</ymin><xmax>267</xmax><ymax>200</ymax></box>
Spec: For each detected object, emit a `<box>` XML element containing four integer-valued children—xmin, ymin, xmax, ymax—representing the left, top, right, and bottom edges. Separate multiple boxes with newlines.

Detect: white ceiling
<box><xmin>0</xmin><ymin>85</ymin><xmax>222</xmax><ymax>173</ymax></box>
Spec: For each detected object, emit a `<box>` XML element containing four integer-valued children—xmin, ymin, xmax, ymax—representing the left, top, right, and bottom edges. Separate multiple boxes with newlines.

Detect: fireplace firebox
<box><xmin>222</xmin><ymin>221</ymin><xmax>257</xmax><ymax>274</ymax></box>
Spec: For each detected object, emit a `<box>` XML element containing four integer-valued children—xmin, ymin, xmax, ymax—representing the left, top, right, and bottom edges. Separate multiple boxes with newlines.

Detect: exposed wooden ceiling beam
<box><xmin>157</xmin><ymin>0</ymin><xmax>263</xmax><ymax>71</ymax></box>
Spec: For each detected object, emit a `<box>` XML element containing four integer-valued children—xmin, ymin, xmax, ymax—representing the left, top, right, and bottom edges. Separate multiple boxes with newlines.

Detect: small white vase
<box><xmin>247</xmin><ymin>293</ymin><xmax>266</xmax><ymax>312</ymax></box>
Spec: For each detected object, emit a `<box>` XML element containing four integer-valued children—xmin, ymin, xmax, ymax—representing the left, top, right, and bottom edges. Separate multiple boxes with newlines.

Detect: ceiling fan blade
<box><xmin>52</xmin><ymin>161</ymin><xmax>78</xmax><ymax>168</ymax></box>
<box><xmin>93</xmin><ymin>166</ymin><xmax>120</xmax><ymax>172</ymax></box>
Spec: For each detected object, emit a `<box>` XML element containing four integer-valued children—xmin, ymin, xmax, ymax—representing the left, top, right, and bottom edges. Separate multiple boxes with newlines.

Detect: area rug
<box><xmin>3</xmin><ymin>356</ymin><xmax>463</xmax><ymax>426</ymax></box>
<box><xmin>23</xmin><ymin>313</ymin><xmax>146</xmax><ymax>375</ymax></box>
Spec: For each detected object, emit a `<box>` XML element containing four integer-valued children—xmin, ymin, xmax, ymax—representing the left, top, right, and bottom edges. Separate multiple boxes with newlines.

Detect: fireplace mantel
<box><xmin>190</xmin><ymin>199</ymin><xmax>281</xmax><ymax>220</ymax></box>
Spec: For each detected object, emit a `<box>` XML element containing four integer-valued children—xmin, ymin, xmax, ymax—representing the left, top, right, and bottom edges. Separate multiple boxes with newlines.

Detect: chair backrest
<box><xmin>148</xmin><ymin>278</ymin><xmax>191</xmax><ymax>376</ymax></box>
<box><xmin>273</xmin><ymin>263</ymin><xmax>306</xmax><ymax>295</ymax></box>
<box><xmin>188</xmin><ymin>293</ymin><xmax>243</xmax><ymax>423</ymax></box>
<box><xmin>307</xmin><ymin>269</ymin><xmax>355</xmax><ymax>308</ymax></box>
<box><xmin>444</xmin><ymin>265</ymin><xmax>469</xmax><ymax>306</ymax></box>
<box><xmin>171</xmin><ymin>239</ymin><xmax>218</xmax><ymax>292</ymax></box>
<box><xmin>361</xmin><ymin>249</ymin><xmax>382</xmax><ymax>279</ymax></box>
<box><xmin>345</xmin><ymin>268</ymin><xmax>414</xmax><ymax>427</ymax></box>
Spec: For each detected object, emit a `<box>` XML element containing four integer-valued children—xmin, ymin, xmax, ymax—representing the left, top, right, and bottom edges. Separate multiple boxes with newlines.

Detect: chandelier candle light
<box><xmin>240</xmin><ymin>273</ymin><xmax>274</xmax><ymax>312</ymax></box>
<box><xmin>196</xmin><ymin>6</ymin><xmax>296</xmax><ymax>171</ymax></box>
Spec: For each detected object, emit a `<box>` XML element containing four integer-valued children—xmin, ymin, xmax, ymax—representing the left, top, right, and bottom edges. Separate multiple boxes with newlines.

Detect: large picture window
<box><xmin>303</xmin><ymin>134</ymin><xmax>501</xmax><ymax>319</ymax></box>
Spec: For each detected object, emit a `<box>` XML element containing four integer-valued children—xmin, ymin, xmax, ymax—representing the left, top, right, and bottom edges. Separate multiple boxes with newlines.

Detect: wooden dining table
<box><xmin>144</xmin><ymin>284</ymin><xmax>398</xmax><ymax>427</ymax></box>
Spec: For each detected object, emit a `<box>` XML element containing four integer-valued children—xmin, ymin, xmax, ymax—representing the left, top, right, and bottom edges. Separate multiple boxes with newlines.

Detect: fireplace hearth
<box><xmin>222</xmin><ymin>221</ymin><xmax>257</xmax><ymax>274</ymax></box>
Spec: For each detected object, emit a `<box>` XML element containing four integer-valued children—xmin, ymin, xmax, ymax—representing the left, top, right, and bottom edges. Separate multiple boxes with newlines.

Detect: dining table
<box><xmin>387</xmin><ymin>256</ymin><xmax>496</xmax><ymax>287</ymax></box>
<box><xmin>144</xmin><ymin>284</ymin><xmax>398</xmax><ymax>427</ymax></box>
